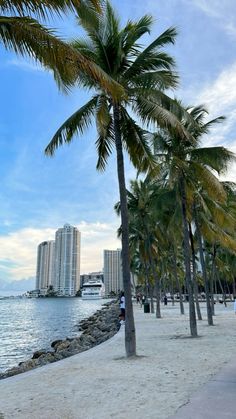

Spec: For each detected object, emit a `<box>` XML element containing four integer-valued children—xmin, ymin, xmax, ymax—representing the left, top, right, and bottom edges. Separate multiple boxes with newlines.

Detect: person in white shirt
<box><xmin>119</xmin><ymin>292</ymin><xmax>125</xmax><ymax>323</ymax></box>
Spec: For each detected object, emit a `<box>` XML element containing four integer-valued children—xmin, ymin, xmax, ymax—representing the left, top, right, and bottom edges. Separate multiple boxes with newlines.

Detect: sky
<box><xmin>0</xmin><ymin>0</ymin><xmax>236</xmax><ymax>283</ymax></box>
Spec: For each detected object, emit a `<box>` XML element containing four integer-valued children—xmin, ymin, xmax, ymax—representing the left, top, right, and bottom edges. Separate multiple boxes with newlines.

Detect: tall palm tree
<box><xmin>153</xmin><ymin>104</ymin><xmax>235</xmax><ymax>336</ymax></box>
<box><xmin>0</xmin><ymin>0</ymin><xmax>122</xmax><ymax>96</ymax></box>
<box><xmin>45</xmin><ymin>2</ymin><xmax>182</xmax><ymax>356</ymax></box>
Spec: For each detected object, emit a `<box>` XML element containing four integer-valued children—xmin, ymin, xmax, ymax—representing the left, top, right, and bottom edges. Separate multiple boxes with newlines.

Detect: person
<box><xmin>163</xmin><ymin>295</ymin><xmax>168</xmax><ymax>306</ymax></box>
<box><xmin>119</xmin><ymin>292</ymin><xmax>125</xmax><ymax>323</ymax></box>
<box><xmin>141</xmin><ymin>295</ymin><xmax>146</xmax><ymax>306</ymax></box>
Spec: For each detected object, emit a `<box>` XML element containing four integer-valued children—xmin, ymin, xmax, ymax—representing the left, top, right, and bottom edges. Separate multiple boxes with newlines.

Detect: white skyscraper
<box><xmin>103</xmin><ymin>249</ymin><xmax>123</xmax><ymax>294</ymax></box>
<box><xmin>54</xmin><ymin>224</ymin><xmax>81</xmax><ymax>296</ymax></box>
<box><xmin>36</xmin><ymin>240</ymin><xmax>55</xmax><ymax>295</ymax></box>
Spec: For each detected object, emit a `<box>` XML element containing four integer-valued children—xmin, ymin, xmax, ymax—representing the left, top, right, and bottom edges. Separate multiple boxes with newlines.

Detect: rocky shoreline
<box><xmin>0</xmin><ymin>300</ymin><xmax>120</xmax><ymax>380</ymax></box>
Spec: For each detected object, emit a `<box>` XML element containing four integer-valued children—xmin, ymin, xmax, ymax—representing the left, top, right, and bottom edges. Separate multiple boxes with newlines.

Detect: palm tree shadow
<box><xmin>113</xmin><ymin>355</ymin><xmax>147</xmax><ymax>361</ymax></box>
<box><xmin>170</xmin><ymin>334</ymin><xmax>203</xmax><ymax>339</ymax></box>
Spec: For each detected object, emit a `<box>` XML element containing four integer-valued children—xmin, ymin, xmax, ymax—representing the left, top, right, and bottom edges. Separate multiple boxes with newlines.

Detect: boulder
<box><xmin>32</xmin><ymin>350</ymin><xmax>47</xmax><ymax>359</ymax></box>
<box><xmin>54</xmin><ymin>340</ymin><xmax>71</xmax><ymax>352</ymax></box>
<box><xmin>37</xmin><ymin>353</ymin><xmax>55</xmax><ymax>366</ymax></box>
<box><xmin>51</xmin><ymin>339</ymin><xmax>63</xmax><ymax>349</ymax></box>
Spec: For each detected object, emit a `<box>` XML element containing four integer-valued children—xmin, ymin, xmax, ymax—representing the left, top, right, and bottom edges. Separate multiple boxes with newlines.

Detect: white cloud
<box><xmin>0</xmin><ymin>222</ymin><xmax>121</xmax><ymax>281</ymax></box>
<box><xmin>197</xmin><ymin>62</ymin><xmax>236</xmax><ymax>116</ymax></box>
<box><xmin>192</xmin><ymin>61</ymin><xmax>236</xmax><ymax>181</ymax></box>
<box><xmin>196</xmin><ymin>61</ymin><xmax>236</xmax><ymax>149</ymax></box>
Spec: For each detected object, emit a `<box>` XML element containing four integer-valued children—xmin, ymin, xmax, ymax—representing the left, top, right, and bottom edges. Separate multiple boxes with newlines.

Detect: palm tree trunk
<box><xmin>147</xmin><ymin>248</ymin><xmax>161</xmax><ymax>317</ymax></box>
<box><xmin>171</xmin><ymin>274</ymin><xmax>175</xmax><ymax>306</ymax></box>
<box><xmin>189</xmin><ymin>223</ymin><xmax>202</xmax><ymax>321</ymax></box>
<box><xmin>218</xmin><ymin>274</ymin><xmax>227</xmax><ymax>306</ymax></box>
<box><xmin>113</xmin><ymin>103</ymin><xmax>136</xmax><ymax>357</ymax></box>
<box><xmin>210</xmin><ymin>245</ymin><xmax>216</xmax><ymax>315</ymax></box>
<box><xmin>172</xmin><ymin>249</ymin><xmax>184</xmax><ymax>315</ymax></box>
<box><xmin>179</xmin><ymin>177</ymin><xmax>197</xmax><ymax>337</ymax></box>
<box><xmin>154</xmin><ymin>273</ymin><xmax>161</xmax><ymax>318</ymax></box>
<box><xmin>149</xmin><ymin>285</ymin><xmax>155</xmax><ymax>313</ymax></box>
<box><xmin>193</xmin><ymin>204</ymin><xmax>213</xmax><ymax>326</ymax></box>
<box><xmin>144</xmin><ymin>262</ymin><xmax>149</xmax><ymax>298</ymax></box>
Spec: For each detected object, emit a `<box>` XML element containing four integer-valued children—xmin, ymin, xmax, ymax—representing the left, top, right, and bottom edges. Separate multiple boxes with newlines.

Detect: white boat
<box><xmin>81</xmin><ymin>280</ymin><xmax>105</xmax><ymax>300</ymax></box>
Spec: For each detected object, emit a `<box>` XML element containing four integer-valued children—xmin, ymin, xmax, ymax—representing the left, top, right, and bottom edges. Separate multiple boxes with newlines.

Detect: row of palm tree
<box><xmin>44</xmin><ymin>1</ymin><xmax>189</xmax><ymax>357</ymax></box>
<box><xmin>123</xmin><ymin>112</ymin><xmax>236</xmax><ymax>337</ymax></box>
<box><xmin>2</xmin><ymin>0</ymin><xmax>235</xmax><ymax>356</ymax></box>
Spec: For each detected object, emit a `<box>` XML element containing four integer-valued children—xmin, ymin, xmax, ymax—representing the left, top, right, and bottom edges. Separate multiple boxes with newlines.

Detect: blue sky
<box><xmin>0</xmin><ymin>0</ymin><xmax>236</xmax><ymax>282</ymax></box>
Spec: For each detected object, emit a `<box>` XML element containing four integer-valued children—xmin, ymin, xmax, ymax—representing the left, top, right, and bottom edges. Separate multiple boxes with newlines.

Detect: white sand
<box><xmin>0</xmin><ymin>302</ymin><xmax>236</xmax><ymax>419</ymax></box>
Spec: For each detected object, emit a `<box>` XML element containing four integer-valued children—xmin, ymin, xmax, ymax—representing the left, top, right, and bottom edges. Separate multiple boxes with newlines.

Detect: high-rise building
<box><xmin>54</xmin><ymin>224</ymin><xmax>81</xmax><ymax>296</ymax></box>
<box><xmin>103</xmin><ymin>249</ymin><xmax>123</xmax><ymax>294</ymax></box>
<box><xmin>36</xmin><ymin>240</ymin><xmax>55</xmax><ymax>295</ymax></box>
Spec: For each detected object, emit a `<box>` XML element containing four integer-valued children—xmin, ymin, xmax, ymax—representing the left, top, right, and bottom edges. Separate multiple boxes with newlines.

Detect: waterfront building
<box><xmin>36</xmin><ymin>240</ymin><xmax>55</xmax><ymax>295</ymax></box>
<box><xmin>103</xmin><ymin>249</ymin><xmax>123</xmax><ymax>294</ymax></box>
<box><xmin>80</xmin><ymin>272</ymin><xmax>104</xmax><ymax>288</ymax></box>
<box><xmin>54</xmin><ymin>224</ymin><xmax>81</xmax><ymax>296</ymax></box>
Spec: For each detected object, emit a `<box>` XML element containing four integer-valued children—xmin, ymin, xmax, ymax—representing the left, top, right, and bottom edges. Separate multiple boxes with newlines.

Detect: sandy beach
<box><xmin>0</xmin><ymin>301</ymin><xmax>236</xmax><ymax>419</ymax></box>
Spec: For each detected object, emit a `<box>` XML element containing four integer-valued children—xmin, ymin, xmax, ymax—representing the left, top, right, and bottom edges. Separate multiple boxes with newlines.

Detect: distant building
<box><xmin>80</xmin><ymin>271</ymin><xmax>104</xmax><ymax>288</ymax></box>
<box><xmin>103</xmin><ymin>249</ymin><xmax>123</xmax><ymax>294</ymax></box>
<box><xmin>54</xmin><ymin>224</ymin><xmax>81</xmax><ymax>296</ymax></box>
<box><xmin>36</xmin><ymin>240</ymin><xmax>55</xmax><ymax>295</ymax></box>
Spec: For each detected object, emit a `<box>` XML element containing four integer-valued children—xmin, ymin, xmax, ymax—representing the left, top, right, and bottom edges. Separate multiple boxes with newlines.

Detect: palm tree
<box><xmin>153</xmin><ymin>104</ymin><xmax>235</xmax><ymax>336</ymax></box>
<box><xmin>0</xmin><ymin>0</ymin><xmax>122</xmax><ymax>96</ymax></box>
<box><xmin>120</xmin><ymin>179</ymin><xmax>163</xmax><ymax>316</ymax></box>
<box><xmin>45</xmin><ymin>2</ymin><xmax>182</xmax><ymax>356</ymax></box>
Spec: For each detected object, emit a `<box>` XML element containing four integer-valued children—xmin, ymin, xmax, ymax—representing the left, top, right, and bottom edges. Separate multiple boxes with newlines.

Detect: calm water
<box><xmin>0</xmin><ymin>297</ymin><xmax>106</xmax><ymax>373</ymax></box>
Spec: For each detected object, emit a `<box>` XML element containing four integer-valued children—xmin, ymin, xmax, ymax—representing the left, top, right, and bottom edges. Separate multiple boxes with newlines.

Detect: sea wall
<box><xmin>0</xmin><ymin>300</ymin><xmax>120</xmax><ymax>380</ymax></box>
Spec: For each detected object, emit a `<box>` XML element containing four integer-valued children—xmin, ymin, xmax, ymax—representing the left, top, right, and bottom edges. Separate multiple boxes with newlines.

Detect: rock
<box><xmin>51</xmin><ymin>339</ymin><xmax>63</xmax><ymax>348</ymax></box>
<box><xmin>37</xmin><ymin>353</ymin><xmax>55</xmax><ymax>366</ymax></box>
<box><xmin>32</xmin><ymin>350</ymin><xmax>47</xmax><ymax>359</ymax></box>
<box><xmin>54</xmin><ymin>340</ymin><xmax>71</xmax><ymax>352</ymax></box>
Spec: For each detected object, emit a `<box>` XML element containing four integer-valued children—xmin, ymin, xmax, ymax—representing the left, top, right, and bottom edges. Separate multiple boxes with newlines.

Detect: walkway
<box><xmin>0</xmin><ymin>303</ymin><xmax>236</xmax><ymax>419</ymax></box>
<box><xmin>171</xmin><ymin>362</ymin><xmax>236</xmax><ymax>419</ymax></box>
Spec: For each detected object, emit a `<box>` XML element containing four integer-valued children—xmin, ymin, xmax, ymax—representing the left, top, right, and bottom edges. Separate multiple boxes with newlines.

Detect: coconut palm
<box><xmin>45</xmin><ymin>1</ymin><xmax>183</xmax><ymax>356</ymax></box>
<box><xmin>118</xmin><ymin>179</ymin><xmax>163</xmax><ymax>317</ymax></box>
<box><xmin>153</xmin><ymin>104</ymin><xmax>235</xmax><ymax>336</ymax></box>
<box><xmin>201</xmin><ymin>181</ymin><xmax>236</xmax><ymax>311</ymax></box>
<box><xmin>0</xmin><ymin>0</ymin><xmax>122</xmax><ymax>96</ymax></box>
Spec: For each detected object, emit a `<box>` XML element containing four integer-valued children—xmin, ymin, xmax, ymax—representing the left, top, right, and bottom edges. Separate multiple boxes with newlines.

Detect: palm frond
<box><xmin>191</xmin><ymin>147</ymin><xmax>235</xmax><ymax>174</ymax></box>
<box><xmin>134</xmin><ymin>93</ymin><xmax>194</xmax><ymax>141</ymax></box>
<box><xmin>131</xmin><ymin>70</ymin><xmax>179</xmax><ymax>90</ymax></box>
<box><xmin>121</xmin><ymin>15</ymin><xmax>153</xmax><ymax>54</ymax></box>
<box><xmin>206</xmin><ymin>199</ymin><xmax>236</xmax><ymax>231</ymax></box>
<box><xmin>190</xmin><ymin>162</ymin><xmax>226</xmax><ymax>202</ymax></box>
<box><xmin>95</xmin><ymin>95</ymin><xmax>111</xmax><ymax>137</ymax></box>
<box><xmin>124</xmin><ymin>26</ymin><xmax>177</xmax><ymax>80</ymax></box>
<box><xmin>95</xmin><ymin>131</ymin><xmax>114</xmax><ymax>171</ymax></box>
<box><xmin>200</xmin><ymin>116</ymin><xmax>225</xmax><ymax>133</ymax></box>
<box><xmin>0</xmin><ymin>0</ymin><xmax>101</xmax><ymax>19</ymax></box>
<box><xmin>120</xmin><ymin>107</ymin><xmax>157</xmax><ymax>173</ymax></box>
<box><xmin>201</xmin><ymin>215</ymin><xmax>236</xmax><ymax>252</ymax></box>
<box><xmin>0</xmin><ymin>16</ymin><xmax>124</xmax><ymax>97</ymax></box>
<box><xmin>45</xmin><ymin>96</ymin><xmax>98</xmax><ymax>155</ymax></box>
<box><xmin>76</xmin><ymin>0</ymin><xmax>102</xmax><ymax>33</ymax></box>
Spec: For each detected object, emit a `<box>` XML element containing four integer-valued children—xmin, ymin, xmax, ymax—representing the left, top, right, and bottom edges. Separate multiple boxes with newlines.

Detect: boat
<box><xmin>81</xmin><ymin>279</ymin><xmax>105</xmax><ymax>300</ymax></box>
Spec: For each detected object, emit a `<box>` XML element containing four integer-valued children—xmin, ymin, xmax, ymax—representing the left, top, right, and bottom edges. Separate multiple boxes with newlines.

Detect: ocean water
<box><xmin>0</xmin><ymin>297</ymin><xmax>106</xmax><ymax>373</ymax></box>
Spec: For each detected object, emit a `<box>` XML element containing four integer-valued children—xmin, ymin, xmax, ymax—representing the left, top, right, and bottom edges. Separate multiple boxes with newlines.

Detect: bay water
<box><xmin>0</xmin><ymin>297</ymin><xmax>106</xmax><ymax>373</ymax></box>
